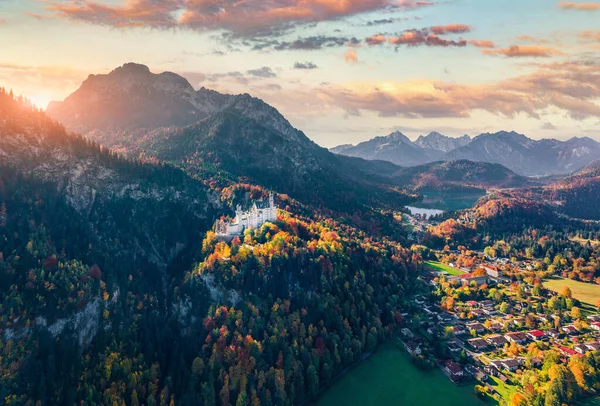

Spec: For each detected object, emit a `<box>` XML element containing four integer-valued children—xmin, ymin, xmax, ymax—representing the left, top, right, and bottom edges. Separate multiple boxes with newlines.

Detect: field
<box><xmin>425</xmin><ymin>260</ymin><xmax>465</xmax><ymax>276</ymax></box>
<box><xmin>316</xmin><ymin>343</ymin><xmax>491</xmax><ymax>406</ymax></box>
<box><xmin>489</xmin><ymin>376</ymin><xmax>518</xmax><ymax>404</ymax></box>
<box><xmin>570</xmin><ymin>237</ymin><xmax>600</xmax><ymax>248</ymax></box>
<box><xmin>543</xmin><ymin>278</ymin><xmax>600</xmax><ymax>306</ymax></box>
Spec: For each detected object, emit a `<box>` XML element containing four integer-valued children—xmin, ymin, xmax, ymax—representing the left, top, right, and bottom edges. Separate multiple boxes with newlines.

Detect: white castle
<box><xmin>214</xmin><ymin>192</ymin><xmax>277</xmax><ymax>239</ymax></box>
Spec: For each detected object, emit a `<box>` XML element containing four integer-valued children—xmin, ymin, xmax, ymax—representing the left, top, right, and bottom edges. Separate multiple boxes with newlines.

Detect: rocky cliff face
<box><xmin>1</xmin><ymin>91</ymin><xmax>220</xmax><ymax>269</ymax></box>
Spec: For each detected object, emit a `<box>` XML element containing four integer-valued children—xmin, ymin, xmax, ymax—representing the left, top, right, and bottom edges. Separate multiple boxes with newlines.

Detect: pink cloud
<box><xmin>45</xmin><ymin>0</ymin><xmax>433</xmax><ymax>34</ymax></box>
<box><xmin>482</xmin><ymin>45</ymin><xmax>563</xmax><ymax>57</ymax></box>
<box><xmin>366</xmin><ymin>34</ymin><xmax>387</xmax><ymax>45</ymax></box>
<box><xmin>317</xmin><ymin>58</ymin><xmax>600</xmax><ymax>119</ymax></box>
<box><xmin>559</xmin><ymin>1</ymin><xmax>600</xmax><ymax>10</ymax></box>
<box><xmin>430</xmin><ymin>24</ymin><xmax>470</xmax><ymax>35</ymax></box>
<box><xmin>468</xmin><ymin>40</ymin><xmax>495</xmax><ymax>48</ymax></box>
<box><xmin>344</xmin><ymin>48</ymin><xmax>359</xmax><ymax>63</ymax></box>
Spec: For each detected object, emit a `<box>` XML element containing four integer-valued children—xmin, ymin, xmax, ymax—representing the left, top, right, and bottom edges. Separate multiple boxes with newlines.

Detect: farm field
<box><xmin>316</xmin><ymin>342</ymin><xmax>490</xmax><ymax>406</ymax></box>
<box><xmin>543</xmin><ymin>278</ymin><xmax>600</xmax><ymax>306</ymax></box>
<box><xmin>425</xmin><ymin>260</ymin><xmax>465</xmax><ymax>276</ymax></box>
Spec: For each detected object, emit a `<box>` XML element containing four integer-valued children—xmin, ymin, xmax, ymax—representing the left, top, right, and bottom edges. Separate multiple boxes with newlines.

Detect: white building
<box><xmin>215</xmin><ymin>193</ymin><xmax>277</xmax><ymax>239</ymax></box>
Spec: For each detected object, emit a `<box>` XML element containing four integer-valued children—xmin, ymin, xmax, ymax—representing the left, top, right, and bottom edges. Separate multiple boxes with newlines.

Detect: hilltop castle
<box><xmin>214</xmin><ymin>192</ymin><xmax>277</xmax><ymax>239</ymax></box>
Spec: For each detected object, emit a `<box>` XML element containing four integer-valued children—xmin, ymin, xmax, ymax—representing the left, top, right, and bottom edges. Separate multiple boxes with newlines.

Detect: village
<box><xmin>396</xmin><ymin>248</ymin><xmax>600</xmax><ymax>403</ymax></box>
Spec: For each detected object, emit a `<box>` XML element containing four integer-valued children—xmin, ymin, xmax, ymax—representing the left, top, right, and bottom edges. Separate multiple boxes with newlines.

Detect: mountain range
<box><xmin>332</xmin><ymin>130</ymin><xmax>600</xmax><ymax>177</ymax></box>
<box><xmin>46</xmin><ymin>63</ymin><xmax>535</xmax><ymax>213</ymax></box>
<box><xmin>47</xmin><ymin>63</ymin><xmax>418</xmax><ymax>212</ymax></box>
<box><xmin>44</xmin><ymin>62</ymin><xmax>600</xmax><ymax>217</ymax></box>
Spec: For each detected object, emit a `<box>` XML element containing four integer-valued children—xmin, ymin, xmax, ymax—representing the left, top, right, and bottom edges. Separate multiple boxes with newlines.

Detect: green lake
<box><xmin>316</xmin><ymin>342</ymin><xmax>490</xmax><ymax>406</ymax></box>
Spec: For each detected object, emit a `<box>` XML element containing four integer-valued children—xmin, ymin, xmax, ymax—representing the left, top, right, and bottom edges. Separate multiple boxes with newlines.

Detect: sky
<box><xmin>1</xmin><ymin>0</ymin><xmax>600</xmax><ymax>147</ymax></box>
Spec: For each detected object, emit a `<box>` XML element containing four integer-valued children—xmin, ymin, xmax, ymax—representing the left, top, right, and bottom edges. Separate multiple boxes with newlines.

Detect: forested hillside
<box><xmin>0</xmin><ymin>89</ymin><xmax>420</xmax><ymax>405</ymax></box>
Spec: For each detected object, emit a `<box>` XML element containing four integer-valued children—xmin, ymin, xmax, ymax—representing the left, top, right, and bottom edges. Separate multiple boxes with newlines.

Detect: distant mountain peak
<box><xmin>388</xmin><ymin>130</ymin><xmax>411</xmax><ymax>142</ymax></box>
<box><xmin>415</xmin><ymin>132</ymin><xmax>471</xmax><ymax>153</ymax></box>
<box><xmin>112</xmin><ymin>62</ymin><xmax>152</xmax><ymax>75</ymax></box>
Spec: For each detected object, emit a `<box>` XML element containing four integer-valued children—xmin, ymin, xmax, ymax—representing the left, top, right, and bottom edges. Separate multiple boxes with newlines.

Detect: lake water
<box><xmin>406</xmin><ymin>206</ymin><xmax>444</xmax><ymax>218</ymax></box>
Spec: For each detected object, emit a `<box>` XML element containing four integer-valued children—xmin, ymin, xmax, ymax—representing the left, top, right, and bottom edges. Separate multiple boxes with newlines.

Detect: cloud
<box><xmin>430</xmin><ymin>24</ymin><xmax>471</xmax><ymax>35</ymax></box>
<box><xmin>248</xmin><ymin>35</ymin><xmax>360</xmax><ymax>51</ymax></box>
<box><xmin>579</xmin><ymin>30</ymin><xmax>600</xmax><ymax>42</ymax></box>
<box><xmin>294</xmin><ymin>62</ymin><xmax>319</xmax><ymax>69</ymax></box>
<box><xmin>541</xmin><ymin>122</ymin><xmax>557</xmax><ymax>130</ymax></box>
<box><xmin>468</xmin><ymin>40</ymin><xmax>495</xmax><ymax>48</ymax></box>
<box><xmin>45</xmin><ymin>0</ymin><xmax>433</xmax><ymax>35</ymax></box>
<box><xmin>388</xmin><ymin>30</ymin><xmax>467</xmax><ymax>47</ymax></box>
<box><xmin>246</xmin><ymin>67</ymin><xmax>277</xmax><ymax>78</ymax></box>
<box><xmin>366</xmin><ymin>34</ymin><xmax>387</xmax><ymax>45</ymax></box>
<box><xmin>558</xmin><ymin>1</ymin><xmax>600</xmax><ymax>11</ymax></box>
<box><xmin>345</xmin><ymin>48</ymin><xmax>359</xmax><ymax>64</ymax></box>
<box><xmin>366</xmin><ymin>25</ymin><xmax>478</xmax><ymax>49</ymax></box>
<box><xmin>200</xmin><ymin>67</ymin><xmax>277</xmax><ymax>84</ymax></box>
<box><xmin>316</xmin><ymin>58</ymin><xmax>600</xmax><ymax>120</ymax></box>
<box><xmin>482</xmin><ymin>45</ymin><xmax>563</xmax><ymax>57</ymax></box>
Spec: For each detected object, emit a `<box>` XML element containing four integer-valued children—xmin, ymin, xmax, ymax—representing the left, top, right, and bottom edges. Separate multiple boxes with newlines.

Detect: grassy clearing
<box><xmin>489</xmin><ymin>376</ymin><xmax>518</xmax><ymax>404</ymax></box>
<box><xmin>543</xmin><ymin>278</ymin><xmax>600</xmax><ymax>306</ymax></box>
<box><xmin>316</xmin><ymin>342</ymin><xmax>491</xmax><ymax>406</ymax></box>
<box><xmin>570</xmin><ymin>237</ymin><xmax>600</xmax><ymax>247</ymax></box>
<box><xmin>425</xmin><ymin>260</ymin><xmax>466</xmax><ymax>276</ymax></box>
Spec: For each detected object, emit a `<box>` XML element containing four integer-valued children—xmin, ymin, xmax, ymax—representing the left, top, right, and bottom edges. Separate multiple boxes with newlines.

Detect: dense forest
<box><xmin>0</xmin><ymin>89</ymin><xmax>420</xmax><ymax>405</ymax></box>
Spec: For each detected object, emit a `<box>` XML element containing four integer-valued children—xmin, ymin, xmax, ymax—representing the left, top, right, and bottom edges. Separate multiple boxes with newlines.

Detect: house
<box><xmin>468</xmin><ymin>338</ymin><xmax>489</xmax><ymax>351</ymax></box>
<box><xmin>482</xmin><ymin>264</ymin><xmax>503</xmax><ymax>278</ymax></box>
<box><xmin>466</xmin><ymin>322</ymin><xmax>486</xmax><ymax>334</ymax></box>
<box><xmin>590</xmin><ymin>322</ymin><xmax>600</xmax><ymax>331</ymax></box>
<box><xmin>447</xmin><ymin>340</ymin><xmax>462</xmax><ymax>353</ymax></box>
<box><xmin>531</xmin><ymin>357</ymin><xmax>543</xmax><ymax>368</ymax></box>
<box><xmin>586</xmin><ymin>342</ymin><xmax>600</xmax><ymax>352</ymax></box>
<box><xmin>498</xmin><ymin>373</ymin><xmax>510</xmax><ymax>384</ymax></box>
<box><xmin>480</xmin><ymin>300</ymin><xmax>495</xmax><ymax>308</ymax></box>
<box><xmin>562</xmin><ymin>325</ymin><xmax>579</xmax><ymax>335</ymax></box>
<box><xmin>547</xmin><ymin>328</ymin><xmax>560</xmax><ymax>338</ymax></box>
<box><xmin>453</xmin><ymin>325</ymin><xmax>467</xmax><ymax>336</ymax></box>
<box><xmin>528</xmin><ymin>330</ymin><xmax>545</xmax><ymax>341</ymax></box>
<box><xmin>486</xmin><ymin>334</ymin><xmax>509</xmax><ymax>347</ymax></box>
<box><xmin>500</xmin><ymin>358</ymin><xmax>521</xmax><ymax>372</ymax></box>
<box><xmin>452</xmin><ymin>273</ymin><xmax>489</xmax><ymax>286</ymax></box>
<box><xmin>489</xmin><ymin>322</ymin><xmax>503</xmax><ymax>332</ymax></box>
<box><xmin>465</xmin><ymin>365</ymin><xmax>487</xmax><ymax>381</ymax></box>
<box><xmin>587</xmin><ymin>315</ymin><xmax>600</xmax><ymax>322</ymax></box>
<box><xmin>505</xmin><ymin>332</ymin><xmax>528</xmax><ymax>344</ymax></box>
<box><xmin>471</xmin><ymin>308</ymin><xmax>486</xmax><ymax>318</ymax></box>
<box><xmin>559</xmin><ymin>346</ymin><xmax>577</xmax><ymax>357</ymax></box>
<box><xmin>401</xmin><ymin>328</ymin><xmax>415</xmax><ymax>339</ymax></box>
<box><xmin>437</xmin><ymin>313</ymin><xmax>455</xmax><ymax>323</ymax></box>
<box><xmin>485</xmin><ymin>364</ymin><xmax>500</xmax><ymax>377</ymax></box>
<box><xmin>466</xmin><ymin>300</ymin><xmax>479</xmax><ymax>307</ymax></box>
<box><xmin>405</xmin><ymin>341</ymin><xmax>422</xmax><ymax>356</ymax></box>
<box><xmin>575</xmin><ymin>344</ymin><xmax>589</xmax><ymax>354</ymax></box>
<box><xmin>512</xmin><ymin>317</ymin><xmax>526</xmax><ymax>326</ymax></box>
<box><xmin>445</xmin><ymin>361</ymin><xmax>464</xmax><ymax>378</ymax></box>
<box><xmin>483</xmin><ymin>308</ymin><xmax>498</xmax><ymax>316</ymax></box>
<box><xmin>427</xmin><ymin>326</ymin><xmax>440</xmax><ymax>337</ymax></box>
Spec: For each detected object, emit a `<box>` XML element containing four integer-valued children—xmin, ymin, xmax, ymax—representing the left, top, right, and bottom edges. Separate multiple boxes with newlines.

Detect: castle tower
<box><xmin>235</xmin><ymin>204</ymin><xmax>243</xmax><ymax>223</ymax></box>
<box><xmin>269</xmin><ymin>192</ymin><xmax>274</xmax><ymax>208</ymax></box>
